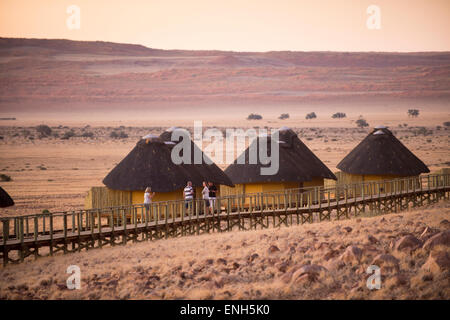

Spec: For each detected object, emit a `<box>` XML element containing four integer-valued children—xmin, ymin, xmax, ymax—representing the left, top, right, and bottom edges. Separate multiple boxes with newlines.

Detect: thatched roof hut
<box><xmin>0</xmin><ymin>186</ymin><xmax>14</xmax><ymax>208</ymax></box>
<box><xmin>337</xmin><ymin>126</ymin><xmax>430</xmax><ymax>176</ymax></box>
<box><xmin>103</xmin><ymin>130</ymin><xmax>232</xmax><ymax>193</ymax></box>
<box><xmin>223</xmin><ymin>127</ymin><xmax>336</xmax><ymax>196</ymax></box>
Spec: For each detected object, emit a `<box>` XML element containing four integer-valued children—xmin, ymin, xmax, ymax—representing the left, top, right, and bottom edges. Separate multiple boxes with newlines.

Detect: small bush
<box><xmin>278</xmin><ymin>113</ymin><xmax>289</xmax><ymax>120</ymax></box>
<box><xmin>0</xmin><ymin>174</ymin><xmax>12</xmax><ymax>182</ymax></box>
<box><xmin>110</xmin><ymin>131</ymin><xmax>128</xmax><ymax>139</ymax></box>
<box><xmin>247</xmin><ymin>113</ymin><xmax>263</xmax><ymax>120</ymax></box>
<box><xmin>407</xmin><ymin>109</ymin><xmax>419</xmax><ymax>117</ymax></box>
<box><xmin>61</xmin><ymin>130</ymin><xmax>75</xmax><ymax>140</ymax></box>
<box><xmin>443</xmin><ymin>122</ymin><xmax>450</xmax><ymax>127</ymax></box>
<box><xmin>36</xmin><ymin>125</ymin><xmax>52</xmax><ymax>137</ymax></box>
<box><xmin>331</xmin><ymin>112</ymin><xmax>346</xmax><ymax>119</ymax></box>
<box><xmin>356</xmin><ymin>117</ymin><xmax>369</xmax><ymax>128</ymax></box>
<box><xmin>305</xmin><ymin>112</ymin><xmax>317</xmax><ymax>120</ymax></box>
<box><xmin>81</xmin><ymin>131</ymin><xmax>94</xmax><ymax>138</ymax></box>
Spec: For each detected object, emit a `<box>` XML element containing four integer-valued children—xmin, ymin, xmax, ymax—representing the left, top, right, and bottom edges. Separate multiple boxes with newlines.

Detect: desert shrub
<box><xmin>305</xmin><ymin>112</ymin><xmax>317</xmax><ymax>120</ymax></box>
<box><xmin>81</xmin><ymin>131</ymin><xmax>94</xmax><ymax>138</ymax></box>
<box><xmin>247</xmin><ymin>113</ymin><xmax>262</xmax><ymax>120</ymax></box>
<box><xmin>0</xmin><ymin>136</ymin><xmax>3</xmax><ymax>140</ymax></box>
<box><xmin>278</xmin><ymin>113</ymin><xmax>289</xmax><ymax>120</ymax></box>
<box><xmin>356</xmin><ymin>117</ymin><xmax>369</xmax><ymax>128</ymax></box>
<box><xmin>61</xmin><ymin>130</ymin><xmax>76</xmax><ymax>140</ymax></box>
<box><xmin>36</xmin><ymin>125</ymin><xmax>52</xmax><ymax>137</ymax></box>
<box><xmin>413</xmin><ymin>127</ymin><xmax>433</xmax><ymax>136</ymax></box>
<box><xmin>110</xmin><ymin>131</ymin><xmax>128</xmax><ymax>139</ymax></box>
<box><xmin>331</xmin><ymin>112</ymin><xmax>346</xmax><ymax>119</ymax></box>
<box><xmin>42</xmin><ymin>209</ymin><xmax>50</xmax><ymax>214</ymax></box>
<box><xmin>0</xmin><ymin>174</ymin><xmax>12</xmax><ymax>182</ymax></box>
<box><xmin>443</xmin><ymin>122</ymin><xmax>450</xmax><ymax>127</ymax></box>
<box><xmin>407</xmin><ymin>109</ymin><xmax>419</xmax><ymax>117</ymax></box>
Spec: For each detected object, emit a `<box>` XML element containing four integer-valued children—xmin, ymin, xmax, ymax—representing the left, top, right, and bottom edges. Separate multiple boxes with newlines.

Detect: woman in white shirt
<box><xmin>201</xmin><ymin>181</ymin><xmax>210</xmax><ymax>214</ymax></box>
<box><xmin>144</xmin><ymin>187</ymin><xmax>155</xmax><ymax>216</ymax></box>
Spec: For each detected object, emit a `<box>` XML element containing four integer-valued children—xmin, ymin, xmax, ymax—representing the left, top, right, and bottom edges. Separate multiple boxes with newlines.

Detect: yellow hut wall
<box><xmin>334</xmin><ymin>172</ymin><xmax>420</xmax><ymax>196</ymax></box>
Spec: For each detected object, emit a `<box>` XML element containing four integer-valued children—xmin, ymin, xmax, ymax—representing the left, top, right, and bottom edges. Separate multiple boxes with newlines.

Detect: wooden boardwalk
<box><xmin>1</xmin><ymin>173</ymin><xmax>449</xmax><ymax>266</ymax></box>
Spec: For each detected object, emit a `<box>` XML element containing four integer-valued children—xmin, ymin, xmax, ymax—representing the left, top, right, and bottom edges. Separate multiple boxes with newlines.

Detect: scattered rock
<box><xmin>276</xmin><ymin>261</ymin><xmax>289</xmax><ymax>273</ymax></box>
<box><xmin>324</xmin><ymin>249</ymin><xmax>340</xmax><ymax>261</ymax></box>
<box><xmin>371</xmin><ymin>254</ymin><xmax>400</xmax><ymax>273</ymax></box>
<box><xmin>367</xmin><ymin>235</ymin><xmax>379</xmax><ymax>244</ymax></box>
<box><xmin>268</xmin><ymin>245</ymin><xmax>280</xmax><ymax>254</ymax></box>
<box><xmin>419</xmin><ymin>227</ymin><xmax>439</xmax><ymax>242</ymax></box>
<box><xmin>422</xmin><ymin>230</ymin><xmax>450</xmax><ymax>251</ymax></box>
<box><xmin>216</xmin><ymin>258</ymin><xmax>227</xmax><ymax>265</ymax></box>
<box><xmin>439</xmin><ymin>219</ymin><xmax>450</xmax><ymax>230</ymax></box>
<box><xmin>290</xmin><ymin>264</ymin><xmax>328</xmax><ymax>283</ymax></box>
<box><xmin>339</xmin><ymin>245</ymin><xmax>362</xmax><ymax>264</ymax></box>
<box><xmin>232</xmin><ymin>262</ymin><xmax>240</xmax><ymax>270</ymax></box>
<box><xmin>421</xmin><ymin>250</ymin><xmax>450</xmax><ymax>275</ymax></box>
<box><xmin>394</xmin><ymin>235</ymin><xmax>422</xmax><ymax>252</ymax></box>
<box><xmin>356</xmin><ymin>218</ymin><xmax>362</xmax><ymax>223</ymax></box>
<box><xmin>247</xmin><ymin>253</ymin><xmax>259</xmax><ymax>263</ymax></box>
<box><xmin>393</xmin><ymin>273</ymin><xmax>409</xmax><ymax>286</ymax></box>
<box><xmin>343</xmin><ymin>227</ymin><xmax>353</xmax><ymax>233</ymax></box>
<box><xmin>380</xmin><ymin>217</ymin><xmax>386</xmax><ymax>223</ymax></box>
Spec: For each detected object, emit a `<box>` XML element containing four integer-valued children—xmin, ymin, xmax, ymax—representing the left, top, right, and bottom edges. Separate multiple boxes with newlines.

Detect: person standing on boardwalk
<box><xmin>201</xmin><ymin>181</ymin><xmax>210</xmax><ymax>214</ymax></box>
<box><xmin>144</xmin><ymin>187</ymin><xmax>155</xmax><ymax>217</ymax></box>
<box><xmin>208</xmin><ymin>181</ymin><xmax>218</xmax><ymax>214</ymax></box>
<box><xmin>184</xmin><ymin>181</ymin><xmax>194</xmax><ymax>213</ymax></box>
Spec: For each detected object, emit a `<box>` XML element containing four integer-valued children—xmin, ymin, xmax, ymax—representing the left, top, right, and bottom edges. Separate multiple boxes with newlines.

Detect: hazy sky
<box><xmin>1</xmin><ymin>0</ymin><xmax>449</xmax><ymax>52</ymax></box>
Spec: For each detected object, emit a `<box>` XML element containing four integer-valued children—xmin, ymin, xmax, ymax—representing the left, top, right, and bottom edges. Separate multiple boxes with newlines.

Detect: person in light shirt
<box><xmin>144</xmin><ymin>187</ymin><xmax>155</xmax><ymax>216</ymax></box>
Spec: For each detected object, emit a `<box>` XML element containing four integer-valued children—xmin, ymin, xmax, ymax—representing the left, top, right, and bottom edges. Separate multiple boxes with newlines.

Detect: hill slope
<box><xmin>0</xmin><ymin>202</ymin><xmax>448</xmax><ymax>300</ymax></box>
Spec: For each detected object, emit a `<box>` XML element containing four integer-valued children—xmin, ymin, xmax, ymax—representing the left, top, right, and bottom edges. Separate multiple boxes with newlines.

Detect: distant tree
<box><xmin>305</xmin><ymin>112</ymin><xmax>317</xmax><ymax>120</ymax></box>
<box><xmin>331</xmin><ymin>112</ymin><xmax>346</xmax><ymax>119</ymax></box>
<box><xmin>36</xmin><ymin>124</ymin><xmax>52</xmax><ymax>137</ymax></box>
<box><xmin>247</xmin><ymin>113</ymin><xmax>263</xmax><ymax>120</ymax></box>
<box><xmin>356</xmin><ymin>117</ymin><xmax>369</xmax><ymax>128</ymax></box>
<box><xmin>278</xmin><ymin>113</ymin><xmax>289</xmax><ymax>120</ymax></box>
<box><xmin>407</xmin><ymin>109</ymin><xmax>419</xmax><ymax>117</ymax></box>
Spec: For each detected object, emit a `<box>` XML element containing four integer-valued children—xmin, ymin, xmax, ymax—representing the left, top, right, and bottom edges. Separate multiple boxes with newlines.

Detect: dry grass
<box><xmin>0</xmin><ymin>201</ymin><xmax>449</xmax><ymax>300</ymax></box>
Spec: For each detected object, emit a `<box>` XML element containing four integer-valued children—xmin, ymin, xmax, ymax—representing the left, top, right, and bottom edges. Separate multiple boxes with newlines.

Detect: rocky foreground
<box><xmin>0</xmin><ymin>202</ymin><xmax>449</xmax><ymax>300</ymax></box>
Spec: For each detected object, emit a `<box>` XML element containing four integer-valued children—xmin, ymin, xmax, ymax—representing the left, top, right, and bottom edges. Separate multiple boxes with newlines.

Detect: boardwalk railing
<box><xmin>1</xmin><ymin>173</ymin><xmax>449</xmax><ymax>265</ymax></box>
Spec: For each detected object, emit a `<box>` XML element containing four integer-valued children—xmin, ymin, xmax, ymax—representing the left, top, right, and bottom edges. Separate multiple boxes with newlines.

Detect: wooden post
<box><xmin>97</xmin><ymin>211</ymin><xmax>102</xmax><ymax>248</ymax></box>
<box><xmin>165</xmin><ymin>203</ymin><xmax>169</xmax><ymax>239</ymax></box>
<box><xmin>49</xmin><ymin>214</ymin><xmax>53</xmax><ymax>256</ymax></box>
<box><xmin>63</xmin><ymin>212</ymin><xmax>68</xmax><ymax>254</ymax></box>
<box><xmin>34</xmin><ymin>217</ymin><xmax>38</xmax><ymax>242</ymax></box>
<box><xmin>122</xmin><ymin>210</ymin><xmax>127</xmax><ymax>245</ymax></box>
<box><xmin>2</xmin><ymin>219</ymin><xmax>9</xmax><ymax>266</ymax></box>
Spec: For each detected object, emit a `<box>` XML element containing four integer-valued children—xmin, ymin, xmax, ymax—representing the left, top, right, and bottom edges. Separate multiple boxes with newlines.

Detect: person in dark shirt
<box><xmin>208</xmin><ymin>181</ymin><xmax>218</xmax><ymax>214</ymax></box>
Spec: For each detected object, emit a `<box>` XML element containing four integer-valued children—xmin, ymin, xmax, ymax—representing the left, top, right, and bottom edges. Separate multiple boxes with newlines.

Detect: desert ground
<box><xmin>0</xmin><ymin>201</ymin><xmax>448</xmax><ymax>300</ymax></box>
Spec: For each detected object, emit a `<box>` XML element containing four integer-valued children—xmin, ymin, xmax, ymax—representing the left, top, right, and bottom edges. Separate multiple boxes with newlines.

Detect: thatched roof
<box><xmin>103</xmin><ymin>130</ymin><xmax>233</xmax><ymax>192</ymax></box>
<box><xmin>224</xmin><ymin>127</ymin><xmax>337</xmax><ymax>184</ymax></box>
<box><xmin>0</xmin><ymin>187</ymin><xmax>14</xmax><ymax>208</ymax></box>
<box><xmin>337</xmin><ymin>126</ymin><xmax>430</xmax><ymax>176</ymax></box>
